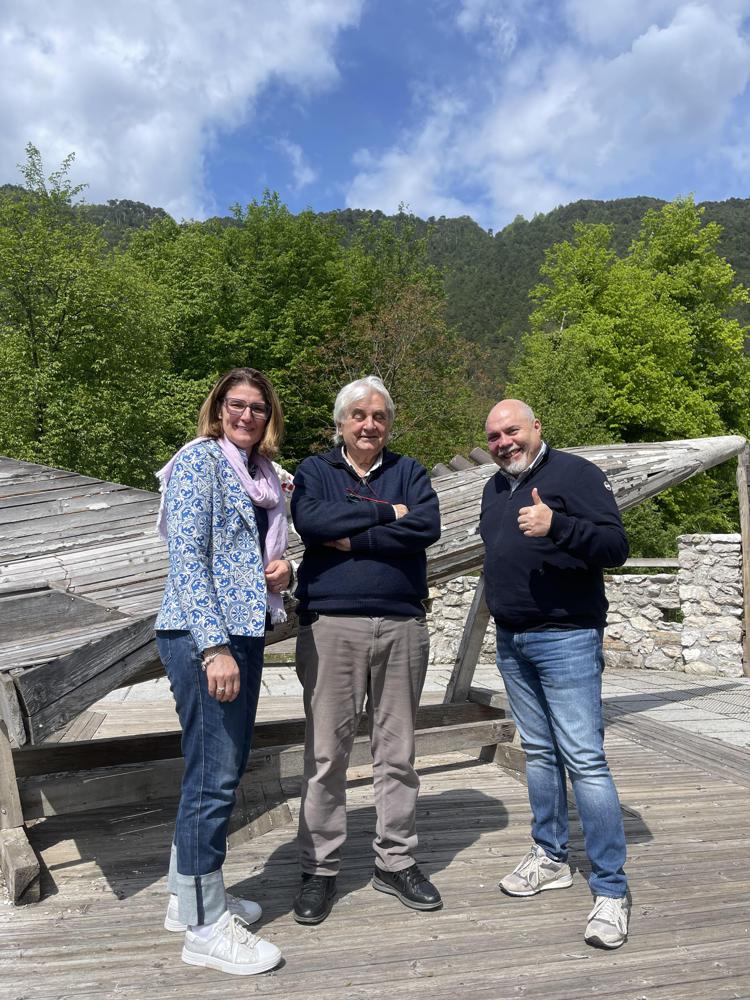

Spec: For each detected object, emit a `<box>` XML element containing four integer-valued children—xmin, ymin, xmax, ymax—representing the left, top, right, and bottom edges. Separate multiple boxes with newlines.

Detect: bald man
<box><xmin>480</xmin><ymin>399</ymin><xmax>631</xmax><ymax>949</ymax></box>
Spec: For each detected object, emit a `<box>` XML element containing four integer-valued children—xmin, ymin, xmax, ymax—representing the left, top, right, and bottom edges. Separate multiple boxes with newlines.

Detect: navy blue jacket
<box><xmin>292</xmin><ymin>446</ymin><xmax>441</xmax><ymax>616</ymax></box>
<box><xmin>480</xmin><ymin>447</ymin><xmax>628</xmax><ymax>630</ymax></box>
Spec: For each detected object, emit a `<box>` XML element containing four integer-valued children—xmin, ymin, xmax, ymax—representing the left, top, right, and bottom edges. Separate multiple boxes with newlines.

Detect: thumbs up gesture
<box><xmin>517</xmin><ymin>487</ymin><xmax>553</xmax><ymax>537</ymax></box>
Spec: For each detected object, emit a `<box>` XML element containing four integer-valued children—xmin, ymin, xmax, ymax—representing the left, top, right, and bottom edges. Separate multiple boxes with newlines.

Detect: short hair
<box><xmin>196</xmin><ymin>367</ymin><xmax>284</xmax><ymax>458</ymax></box>
<box><xmin>333</xmin><ymin>375</ymin><xmax>395</xmax><ymax>444</ymax></box>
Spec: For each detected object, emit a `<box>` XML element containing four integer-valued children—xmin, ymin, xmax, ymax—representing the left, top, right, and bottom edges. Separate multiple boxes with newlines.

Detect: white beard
<box><xmin>497</xmin><ymin>449</ymin><xmax>531</xmax><ymax>475</ymax></box>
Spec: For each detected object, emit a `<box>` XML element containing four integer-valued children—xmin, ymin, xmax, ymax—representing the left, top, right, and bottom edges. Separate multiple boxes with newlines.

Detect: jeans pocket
<box><xmin>156</xmin><ymin>631</ymin><xmax>176</xmax><ymax>669</ymax></box>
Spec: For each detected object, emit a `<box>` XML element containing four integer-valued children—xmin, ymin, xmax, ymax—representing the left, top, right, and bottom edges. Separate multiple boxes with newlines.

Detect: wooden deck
<box><xmin>1</xmin><ymin>676</ymin><xmax>749</xmax><ymax>1000</ymax></box>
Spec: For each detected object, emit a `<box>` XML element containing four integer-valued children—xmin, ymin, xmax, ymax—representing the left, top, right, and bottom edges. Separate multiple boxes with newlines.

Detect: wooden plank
<box><xmin>443</xmin><ymin>572</ymin><xmax>491</xmax><ymax>704</ymax></box>
<box><xmin>0</xmin><ymin>826</ymin><xmax>40</xmax><ymax>904</ymax></box>
<box><xmin>228</xmin><ymin>780</ymin><xmax>293</xmax><ymax>845</ymax></box>
<box><xmin>13</xmin><ymin>702</ymin><xmax>506</xmax><ymax>777</ymax></box>
<box><xmin>736</xmin><ymin>444</ymin><xmax>750</xmax><ymax>677</ymax></box>
<box><xmin>17</xmin><ymin>617</ymin><xmax>155</xmax><ymax>716</ymax></box>
<box><xmin>0</xmin><ymin>720</ymin><xmax>23</xmax><ymax>829</ymax></box>
<box><xmin>0</xmin><ymin>717</ymin><xmax>40</xmax><ymax>905</ymax></box>
<box><xmin>17</xmin><ymin>717</ymin><xmax>515</xmax><ymax>819</ymax></box>
<box><xmin>470</xmin><ymin>682</ymin><xmax>750</xmax><ymax>789</ymax></box>
<box><xmin>0</xmin><ymin>675</ymin><xmax>27</xmax><ymax>748</ymax></box>
<box><xmin>23</xmin><ymin>638</ymin><xmax>162</xmax><ymax>746</ymax></box>
<box><xmin>2</xmin><ymin>729</ymin><xmax>750</xmax><ymax>989</ymax></box>
<box><xmin>0</xmin><ymin>587</ymin><xmax>126</xmax><ymax>644</ymax></box>
<box><xmin>603</xmin><ymin>705</ymin><xmax>750</xmax><ymax>790</ymax></box>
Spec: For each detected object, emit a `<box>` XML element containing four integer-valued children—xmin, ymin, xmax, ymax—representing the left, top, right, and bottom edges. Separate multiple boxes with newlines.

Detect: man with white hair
<box><xmin>480</xmin><ymin>399</ymin><xmax>631</xmax><ymax>949</ymax></box>
<box><xmin>290</xmin><ymin>376</ymin><xmax>442</xmax><ymax>924</ymax></box>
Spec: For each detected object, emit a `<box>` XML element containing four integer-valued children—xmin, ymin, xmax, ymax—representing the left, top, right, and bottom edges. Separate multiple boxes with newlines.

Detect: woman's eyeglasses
<box><xmin>223</xmin><ymin>398</ymin><xmax>271</xmax><ymax>420</ymax></box>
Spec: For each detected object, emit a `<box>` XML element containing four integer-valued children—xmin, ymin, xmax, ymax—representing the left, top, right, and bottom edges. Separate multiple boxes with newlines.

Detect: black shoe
<box><xmin>372</xmin><ymin>864</ymin><xmax>442</xmax><ymax>911</ymax></box>
<box><xmin>293</xmin><ymin>873</ymin><xmax>337</xmax><ymax>924</ymax></box>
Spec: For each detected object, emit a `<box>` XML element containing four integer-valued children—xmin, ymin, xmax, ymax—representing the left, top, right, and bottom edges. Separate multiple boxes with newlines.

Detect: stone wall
<box><xmin>427</xmin><ymin>534</ymin><xmax>745</xmax><ymax>677</ymax></box>
<box><xmin>678</xmin><ymin>533</ymin><xmax>743</xmax><ymax>676</ymax></box>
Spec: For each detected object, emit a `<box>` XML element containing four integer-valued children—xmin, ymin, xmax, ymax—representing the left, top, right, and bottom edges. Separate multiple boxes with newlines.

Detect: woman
<box><xmin>155</xmin><ymin>367</ymin><xmax>292</xmax><ymax>976</ymax></box>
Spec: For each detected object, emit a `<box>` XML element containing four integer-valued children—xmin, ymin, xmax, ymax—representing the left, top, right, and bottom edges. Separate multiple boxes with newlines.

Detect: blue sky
<box><xmin>2</xmin><ymin>1</ymin><xmax>749</xmax><ymax>231</ymax></box>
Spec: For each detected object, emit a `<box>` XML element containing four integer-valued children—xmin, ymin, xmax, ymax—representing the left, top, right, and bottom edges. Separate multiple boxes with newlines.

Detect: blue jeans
<box><xmin>496</xmin><ymin>626</ymin><xmax>627</xmax><ymax>898</ymax></box>
<box><xmin>156</xmin><ymin>630</ymin><xmax>264</xmax><ymax>925</ymax></box>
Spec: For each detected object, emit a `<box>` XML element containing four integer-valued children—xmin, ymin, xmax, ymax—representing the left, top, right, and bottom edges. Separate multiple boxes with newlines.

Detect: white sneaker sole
<box><xmin>499</xmin><ymin>871</ymin><xmax>574</xmax><ymax>897</ymax></box>
<box><xmin>584</xmin><ymin>930</ymin><xmax>627</xmax><ymax>949</ymax></box>
<box><xmin>181</xmin><ymin>945</ymin><xmax>282</xmax><ymax>975</ymax></box>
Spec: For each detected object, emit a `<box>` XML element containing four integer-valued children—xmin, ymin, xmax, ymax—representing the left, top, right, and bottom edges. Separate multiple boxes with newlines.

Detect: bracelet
<box><xmin>201</xmin><ymin>644</ymin><xmax>229</xmax><ymax>670</ymax></box>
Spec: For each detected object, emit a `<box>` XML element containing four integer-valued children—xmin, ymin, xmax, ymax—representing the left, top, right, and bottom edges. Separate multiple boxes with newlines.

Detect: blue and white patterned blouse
<box><xmin>155</xmin><ymin>439</ymin><xmax>267</xmax><ymax>649</ymax></box>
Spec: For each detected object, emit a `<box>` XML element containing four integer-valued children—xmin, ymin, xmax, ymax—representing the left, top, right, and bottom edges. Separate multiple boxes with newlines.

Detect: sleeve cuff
<box><xmin>350</xmin><ymin>530</ymin><xmax>373</xmax><ymax>553</ymax></box>
<box><xmin>376</xmin><ymin>504</ymin><xmax>397</xmax><ymax>525</ymax></box>
<box><xmin>548</xmin><ymin>511</ymin><xmax>570</xmax><ymax>545</ymax></box>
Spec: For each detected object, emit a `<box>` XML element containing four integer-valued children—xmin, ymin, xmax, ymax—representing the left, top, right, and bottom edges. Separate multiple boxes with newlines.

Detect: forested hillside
<box><xmin>75</xmin><ymin>194</ymin><xmax>750</xmax><ymax>379</ymax></box>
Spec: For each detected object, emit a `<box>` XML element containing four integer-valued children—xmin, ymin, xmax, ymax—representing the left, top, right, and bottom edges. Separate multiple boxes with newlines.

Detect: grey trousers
<box><xmin>296</xmin><ymin>614</ymin><xmax>430</xmax><ymax>876</ymax></box>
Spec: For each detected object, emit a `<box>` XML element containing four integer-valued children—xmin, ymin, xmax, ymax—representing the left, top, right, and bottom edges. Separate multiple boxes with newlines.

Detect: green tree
<box><xmin>320</xmin><ymin>282</ymin><xmax>493</xmax><ymax>470</ymax></box>
<box><xmin>507</xmin><ymin>198</ymin><xmax>750</xmax><ymax>554</ymax></box>
<box><xmin>127</xmin><ymin>195</ymin><xmax>447</xmax><ymax>468</ymax></box>
<box><xmin>0</xmin><ymin>145</ymin><xmax>170</xmax><ymax>486</ymax></box>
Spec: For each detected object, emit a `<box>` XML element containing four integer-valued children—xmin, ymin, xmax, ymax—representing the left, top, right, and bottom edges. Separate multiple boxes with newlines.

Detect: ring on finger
<box><xmin>217</xmin><ymin>686</ymin><xmax>226</xmax><ymax>692</ymax></box>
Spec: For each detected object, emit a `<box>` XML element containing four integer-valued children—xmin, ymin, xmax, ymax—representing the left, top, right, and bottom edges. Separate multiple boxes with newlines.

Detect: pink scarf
<box><xmin>156</xmin><ymin>436</ymin><xmax>288</xmax><ymax>624</ymax></box>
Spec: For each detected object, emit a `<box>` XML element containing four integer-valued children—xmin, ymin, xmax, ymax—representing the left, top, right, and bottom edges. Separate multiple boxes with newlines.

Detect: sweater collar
<box><xmin>498</xmin><ymin>440</ymin><xmax>548</xmax><ymax>492</ymax></box>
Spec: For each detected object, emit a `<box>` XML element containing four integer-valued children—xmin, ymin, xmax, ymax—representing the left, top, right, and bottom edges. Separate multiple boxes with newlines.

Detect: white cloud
<box><xmin>278</xmin><ymin>139</ymin><xmax>317</xmax><ymax>191</ymax></box>
<box><xmin>346</xmin><ymin>2</ymin><xmax>750</xmax><ymax>228</ymax></box>
<box><xmin>564</xmin><ymin>0</ymin><xmax>748</xmax><ymax>48</ymax></box>
<box><xmin>346</xmin><ymin>95</ymin><xmax>483</xmax><ymax>220</ymax></box>
<box><xmin>456</xmin><ymin>0</ymin><xmax>521</xmax><ymax>56</ymax></box>
<box><xmin>0</xmin><ymin>0</ymin><xmax>362</xmax><ymax>217</ymax></box>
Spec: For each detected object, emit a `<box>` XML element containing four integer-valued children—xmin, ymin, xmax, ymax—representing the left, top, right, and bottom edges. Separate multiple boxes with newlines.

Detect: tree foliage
<box><xmin>0</xmin><ymin>145</ymin><xmax>170</xmax><ymax>486</ymax></box>
<box><xmin>506</xmin><ymin>198</ymin><xmax>750</xmax><ymax>554</ymax></box>
<box><xmin>0</xmin><ymin>152</ymin><xmax>487</xmax><ymax>485</ymax></box>
<box><xmin>320</xmin><ymin>282</ymin><xmax>493</xmax><ymax>469</ymax></box>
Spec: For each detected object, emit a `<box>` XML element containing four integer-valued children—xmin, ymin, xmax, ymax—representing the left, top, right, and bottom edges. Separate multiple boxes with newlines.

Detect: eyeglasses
<box><xmin>223</xmin><ymin>398</ymin><xmax>271</xmax><ymax>420</ymax></box>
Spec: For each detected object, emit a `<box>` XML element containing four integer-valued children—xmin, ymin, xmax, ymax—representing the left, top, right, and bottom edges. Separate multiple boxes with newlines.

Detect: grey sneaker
<box><xmin>181</xmin><ymin>910</ymin><xmax>281</xmax><ymax>975</ymax></box>
<box><xmin>499</xmin><ymin>844</ymin><xmax>573</xmax><ymax>897</ymax></box>
<box><xmin>164</xmin><ymin>892</ymin><xmax>262</xmax><ymax>932</ymax></box>
<box><xmin>584</xmin><ymin>895</ymin><xmax>630</xmax><ymax>949</ymax></box>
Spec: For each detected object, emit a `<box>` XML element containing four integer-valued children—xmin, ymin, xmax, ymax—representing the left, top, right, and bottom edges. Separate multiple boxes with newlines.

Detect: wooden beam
<box><xmin>443</xmin><ymin>573</ymin><xmax>491</xmax><ymax>705</ymax></box>
<box><xmin>736</xmin><ymin>445</ymin><xmax>750</xmax><ymax>677</ymax></box>
<box><xmin>17</xmin><ymin>618</ymin><xmax>155</xmax><ymax>716</ymax></box>
<box><xmin>0</xmin><ymin>720</ymin><xmax>40</xmax><ymax>903</ymax></box>
<box><xmin>13</xmin><ymin>701</ymin><xmax>503</xmax><ymax>777</ymax></box>
<box><xmin>0</xmin><ymin>676</ymin><xmax>27</xmax><ymax>748</ymax></box>
<box><xmin>0</xmin><ymin>721</ymin><xmax>23</xmax><ymax>830</ymax></box>
<box><xmin>18</xmin><ymin>714</ymin><xmax>515</xmax><ymax>821</ymax></box>
<box><xmin>228</xmin><ymin>781</ymin><xmax>293</xmax><ymax>846</ymax></box>
<box><xmin>0</xmin><ymin>827</ymin><xmax>40</xmax><ymax>904</ymax></box>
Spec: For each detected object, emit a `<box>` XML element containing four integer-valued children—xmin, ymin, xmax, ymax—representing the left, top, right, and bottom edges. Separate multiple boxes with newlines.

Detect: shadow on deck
<box><xmin>2</xmin><ymin>697</ymin><xmax>749</xmax><ymax>1000</ymax></box>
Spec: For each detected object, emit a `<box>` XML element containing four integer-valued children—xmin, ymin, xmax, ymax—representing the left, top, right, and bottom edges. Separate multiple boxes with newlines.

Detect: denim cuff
<box><xmin>167</xmin><ymin>843</ymin><xmax>179</xmax><ymax>895</ymax></box>
<box><xmin>174</xmin><ymin>867</ymin><xmax>226</xmax><ymax>926</ymax></box>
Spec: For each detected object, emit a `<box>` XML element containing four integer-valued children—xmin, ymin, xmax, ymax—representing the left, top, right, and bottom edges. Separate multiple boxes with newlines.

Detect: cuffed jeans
<box><xmin>496</xmin><ymin>626</ymin><xmax>627</xmax><ymax>898</ymax></box>
<box><xmin>296</xmin><ymin>614</ymin><xmax>430</xmax><ymax>876</ymax></box>
<box><xmin>156</xmin><ymin>629</ymin><xmax>264</xmax><ymax>926</ymax></box>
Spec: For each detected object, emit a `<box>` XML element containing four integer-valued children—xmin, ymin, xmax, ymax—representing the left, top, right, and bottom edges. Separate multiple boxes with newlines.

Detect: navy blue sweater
<box><xmin>292</xmin><ymin>446</ymin><xmax>441</xmax><ymax>616</ymax></box>
<box><xmin>480</xmin><ymin>447</ymin><xmax>628</xmax><ymax>630</ymax></box>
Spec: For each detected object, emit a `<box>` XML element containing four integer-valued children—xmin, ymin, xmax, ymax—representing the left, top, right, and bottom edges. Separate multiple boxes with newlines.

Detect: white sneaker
<box><xmin>499</xmin><ymin>844</ymin><xmax>573</xmax><ymax>897</ymax></box>
<box><xmin>584</xmin><ymin>895</ymin><xmax>630</xmax><ymax>949</ymax></box>
<box><xmin>164</xmin><ymin>892</ymin><xmax>262</xmax><ymax>932</ymax></box>
<box><xmin>181</xmin><ymin>910</ymin><xmax>281</xmax><ymax>976</ymax></box>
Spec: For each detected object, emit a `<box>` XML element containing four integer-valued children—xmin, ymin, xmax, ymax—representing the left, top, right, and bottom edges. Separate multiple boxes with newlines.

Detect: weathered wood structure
<box><xmin>1</xmin><ymin>434</ymin><xmax>748</xmax><ymax>903</ymax></box>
